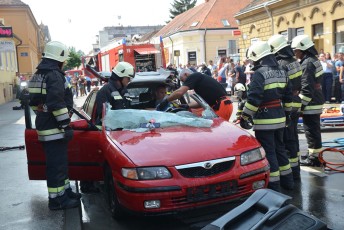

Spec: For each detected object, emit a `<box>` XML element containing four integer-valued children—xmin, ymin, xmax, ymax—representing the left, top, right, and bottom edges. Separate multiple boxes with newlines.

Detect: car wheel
<box><xmin>104</xmin><ymin>163</ymin><xmax>126</xmax><ymax>219</ymax></box>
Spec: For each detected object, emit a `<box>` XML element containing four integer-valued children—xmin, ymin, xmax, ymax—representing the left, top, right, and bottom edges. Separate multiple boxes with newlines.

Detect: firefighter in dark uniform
<box><xmin>268</xmin><ymin>34</ymin><xmax>303</xmax><ymax>180</ymax></box>
<box><xmin>291</xmin><ymin>35</ymin><xmax>324</xmax><ymax>166</ymax></box>
<box><xmin>94</xmin><ymin>61</ymin><xmax>134</xmax><ymax>125</ymax></box>
<box><xmin>28</xmin><ymin>41</ymin><xmax>80</xmax><ymax>210</ymax></box>
<box><xmin>157</xmin><ymin>68</ymin><xmax>233</xmax><ymax>121</ymax></box>
<box><xmin>80</xmin><ymin>62</ymin><xmax>134</xmax><ymax>193</ymax></box>
<box><xmin>241</xmin><ymin>41</ymin><xmax>294</xmax><ymax>191</ymax></box>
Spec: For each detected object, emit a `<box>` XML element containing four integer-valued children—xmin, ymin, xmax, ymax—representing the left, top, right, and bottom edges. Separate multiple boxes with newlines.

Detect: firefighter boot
<box><xmin>280</xmin><ymin>173</ymin><xmax>294</xmax><ymax>190</ymax></box>
<box><xmin>267</xmin><ymin>181</ymin><xmax>281</xmax><ymax>192</ymax></box>
<box><xmin>65</xmin><ymin>188</ymin><xmax>82</xmax><ymax>199</ymax></box>
<box><xmin>48</xmin><ymin>192</ymin><xmax>80</xmax><ymax>210</ymax></box>
<box><xmin>300</xmin><ymin>155</ymin><xmax>322</xmax><ymax>167</ymax></box>
<box><xmin>292</xmin><ymin>165</ymin><xmax>301</xmax><ymax>181</ymax></box>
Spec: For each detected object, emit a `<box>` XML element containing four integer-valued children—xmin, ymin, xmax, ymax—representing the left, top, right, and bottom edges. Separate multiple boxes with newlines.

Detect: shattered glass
<box><xmin>104</xmin><ymin>109</ymin><xmax>213</xmax><ymax>132</ymax></box>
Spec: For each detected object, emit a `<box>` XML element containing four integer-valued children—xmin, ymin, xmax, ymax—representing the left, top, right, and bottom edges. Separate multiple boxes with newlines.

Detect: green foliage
<box><xmin>63</xmin><ymin>47</ymin><xmax>83</xmax><ymax>71</ymax></box>
<box><xmin>169</xmin><ymin>0</ymin><xmax>197</xmax><ymax>21</ymax></box>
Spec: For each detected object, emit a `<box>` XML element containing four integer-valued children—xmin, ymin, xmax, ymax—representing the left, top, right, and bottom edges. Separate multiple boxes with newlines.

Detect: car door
<box><xmin>25</xmin><ymin>90</ymin><xmax>104</xmax><ymax>181</ymax></box>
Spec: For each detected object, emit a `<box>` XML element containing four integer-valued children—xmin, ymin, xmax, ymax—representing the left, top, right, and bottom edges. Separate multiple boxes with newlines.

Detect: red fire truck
<box><xmin>98</xmin><ymin>38</ymin><xmax>166</xmax><ymax>73</ymax></box>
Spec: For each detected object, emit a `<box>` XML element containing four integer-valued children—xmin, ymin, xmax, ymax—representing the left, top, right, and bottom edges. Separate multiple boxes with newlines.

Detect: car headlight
<box><xmin>122</xmin><ymin>167</ymin><xmax>172</xmax><ymax>180</ymax></box>
<box><xmin>240</xmin><ymin>147</ymin><xmax>266</xmax><ymax>165</ymax></box>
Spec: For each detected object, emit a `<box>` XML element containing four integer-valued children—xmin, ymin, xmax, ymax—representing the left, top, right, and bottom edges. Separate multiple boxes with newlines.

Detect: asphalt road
<box><xmin>1</xmin><ymin>97</ymin><xmax>344</xmax><ymax>230</ymax></box>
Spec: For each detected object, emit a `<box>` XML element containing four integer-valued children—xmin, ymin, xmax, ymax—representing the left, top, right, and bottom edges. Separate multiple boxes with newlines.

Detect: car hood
<box><xmin>107</xmin><ymin>119</ymin><xmax>260</xmax><ymax>166</ymax></box>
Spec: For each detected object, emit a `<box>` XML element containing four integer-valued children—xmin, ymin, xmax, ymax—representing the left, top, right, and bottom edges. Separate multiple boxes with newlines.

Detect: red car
<box><xmin>25</xmin><ymin>71</ymin><xmax>269</xmax><ymax>219</ymax></box>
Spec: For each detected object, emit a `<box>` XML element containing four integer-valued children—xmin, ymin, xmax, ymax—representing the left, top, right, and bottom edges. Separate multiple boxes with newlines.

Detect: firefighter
<box><xmin>28</xmin><ymin>41</ymin><xmax>80</xmax><ymax>210</ymax></box>
<box><xmin>241</xmin><ymin>41</ymin><xmax>294</xmax><ymax>191</ymax></box>
<box><xmin>156</xmin><ymin>68</ymin><xmax>233</xmax><ymax>121</ymax></box>
<box><xmin>80</xmin><ymin>62</ymin><xmax>135</xmax><ymax>193</ymax></box>
<box><xmin>268</xmin><ymin>34</ymin><xmax>303</xmax><ymax>180</ymax></box>
<box><xmin>94</xmin><ymin>61</ymin><xmax>134</xmax><ymax>125</ymax></box>
<box><xmin>291</xmin><ymin>35</ymin><xmax>324</xmax><ymax>167</ymax></box>
<box><xmin>232</xmin><ymin>83</ymin><xmax>247</xmax><ymax>123</ymax></box>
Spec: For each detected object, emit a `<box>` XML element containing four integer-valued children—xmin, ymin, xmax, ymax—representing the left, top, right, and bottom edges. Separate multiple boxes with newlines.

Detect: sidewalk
<box><xmin>0</xmin><ymin>100</ymin><xmax>81</xmax><ymax>230</ymax></box>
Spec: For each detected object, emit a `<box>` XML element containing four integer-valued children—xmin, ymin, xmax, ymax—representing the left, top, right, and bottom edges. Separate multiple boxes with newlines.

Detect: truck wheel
<box><xmin>104</xmin><ymin>163</ymin><xmax>126</xmax><ymax>219</ymax></box>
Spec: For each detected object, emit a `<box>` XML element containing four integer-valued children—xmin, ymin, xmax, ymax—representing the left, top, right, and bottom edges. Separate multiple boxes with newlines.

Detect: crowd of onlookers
<box><xmin>65</xmin><ymin>73</ymin><xmax>92</xmax><ymax>98</ymax></box>
<box><xmin>166</xmin><ymin>48</ymin><xmax>344</xmax><ymax>103</ymax></box>
<box><xmin>166</xmin><ymin>57</ymin><xmax>254</xmax><ymax>96</ymax></box>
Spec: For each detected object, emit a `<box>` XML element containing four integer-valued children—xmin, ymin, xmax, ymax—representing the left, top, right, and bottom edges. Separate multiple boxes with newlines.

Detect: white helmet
<box><xmin>112</xmin><ymin>62</ymin><xmax>135</xmax><ymax>78</ymax></box>
<box><xmin>246</xmin><ymin>41</ymin><xmax>272</xmax><ymax>62</ymax></box>
<box><xmin>234</xmin><ymin>83</ymin><xmax>246</xmax><ymax>92</ymax></box>
<box><xmin>291</xmin><ymin>35</ymin><xmax>314</xmax><ymax>51</ymax></box>
<box><xmin>268</xmin><ymin>34</ymin><xmax>289</xmax><ymax>54</ymax></box>
<box><xmin>42</xmin><ymin>41</ymin><xmax>69</xmax><ymax>62</ymax></box>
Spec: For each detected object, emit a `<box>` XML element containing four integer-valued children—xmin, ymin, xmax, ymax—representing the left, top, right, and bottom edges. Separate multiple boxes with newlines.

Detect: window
<box><xmin>335</xmin><ymin>19</ymin><xmax>344</xmax><ymax>53</ymax></box>
<box><xmin>188</xmin><ymin>51</ymin><xmax>197</xmax><ymax>65</ymax></box>
<box><xmin>221</xmin><ymin>19</ymin><xmax>230</xmax><ymax>27</ymax></box>
<box><xmin>313</xmin><ymin>23</ymin><xmax>323</xmax><ymax>37</ymax></box>
<box><xmin>218</xmin><ymin>49</ymin><xmax>227</xmax><ymax>57</ymax></box>
<box><xmin>228</xmin><ymin>40</ymin><xmax>237</xmax><ymax>55</ymax></box>
<box><xmin>296</xmin><ymin>28</ymin><xmax>304</xmax><ymax>35</ymax></box>
<box><xmin>190</xmin><ymin>21</ymin><xmax>199</xmax><ymax>27</ymax></box>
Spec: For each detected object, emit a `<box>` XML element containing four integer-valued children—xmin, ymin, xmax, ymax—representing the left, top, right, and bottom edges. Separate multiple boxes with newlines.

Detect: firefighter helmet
<box><xmin>42</xmin><ymin>41</ymin><xmax>69</xmax><ymax>62</ymax></box>
<box><xmin>291</xmin><ymin>35</ymin><xmax>314</xmax><ymax>51</ymax></box>
<box><xmin>246</xmin><ymin>41</ymin><xmax>272</xmax><ymax>62</ymax></box>
<box><xmin>234</xmin><ymin>83</ymin><xmax>246</xmax><ymax>92</ymax></box>
<box><xmin>268</xmin><ymin>34</ymin><xmax>289</xmax><ymax>54</ymax></box>
<box><xmin>112</xmin><ymin>62</ymin><xmax>135</xmax><ymax>78</ymax></box>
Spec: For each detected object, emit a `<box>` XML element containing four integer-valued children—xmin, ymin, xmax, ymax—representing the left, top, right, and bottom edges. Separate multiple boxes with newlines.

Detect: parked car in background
<box><xmin>24</xmin><ymin>70</ymin><xmax>269</xmax><ymax>219</ymax></box>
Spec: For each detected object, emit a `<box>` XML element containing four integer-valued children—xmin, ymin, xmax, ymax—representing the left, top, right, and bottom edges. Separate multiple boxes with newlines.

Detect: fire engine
<box><xmin>97</xmin><ymin>37</ymin><xmax>166</xmax><ymax>73</ymax></box>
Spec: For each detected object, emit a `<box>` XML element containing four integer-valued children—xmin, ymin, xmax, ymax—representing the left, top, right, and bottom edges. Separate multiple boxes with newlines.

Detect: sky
<box><xmin>22</xmin><ymin>0</ymin><xmax>203</xmax><ymax>53</ymax></box>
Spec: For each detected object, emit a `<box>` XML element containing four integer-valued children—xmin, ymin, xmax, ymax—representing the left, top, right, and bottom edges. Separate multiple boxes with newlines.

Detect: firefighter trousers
<box><xmin>255</xmin><ymin>128</ymin><xmax>294</xmax><ymax>191</ymax></box>
<box><xmin>303</xmin><ymin>114</ymin><xmax>322</xmax><ymax>157</ymax></box>
<box><xmin>284</xmin><ymin>115</ymin><xmax>300</xmax><ymax>179</ymax></box>
<box><xmin>42</xmin><ymin>139</ymin><xmax>69</xmax><ymax>198</ymax></box>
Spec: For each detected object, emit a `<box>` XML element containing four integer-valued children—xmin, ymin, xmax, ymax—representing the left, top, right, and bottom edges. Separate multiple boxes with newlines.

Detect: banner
<box><xmin>0</xmin><ymin>26</ymin><xmax>13</xmax><ymax>38</ymax></box>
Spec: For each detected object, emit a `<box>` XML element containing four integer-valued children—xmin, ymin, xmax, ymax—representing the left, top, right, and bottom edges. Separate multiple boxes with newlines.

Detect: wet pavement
<box><xmin>0</xmin><ymin>97</ymin><xmax>344</xmax><ymax>230</ymax></box>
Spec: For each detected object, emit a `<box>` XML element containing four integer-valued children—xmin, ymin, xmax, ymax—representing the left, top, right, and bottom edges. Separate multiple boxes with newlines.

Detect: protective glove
<box><xmin>64</xmin><ymin>126</ymin><xmax>74</xmax><ymax>142</ymax></box>
<box><xmin>156</xmin><ymin>98</ymin><xmax>169</xmax><ymax>111</ymax></box>
<box><xmin>240</xmin><ymin>112</ymin><xmax>253</xmax><ymax>129</ymax></box>
<box><xmin>285</xmin><ymin>111</ymin><xmax>292</xmax><ymax>127</ymax></box>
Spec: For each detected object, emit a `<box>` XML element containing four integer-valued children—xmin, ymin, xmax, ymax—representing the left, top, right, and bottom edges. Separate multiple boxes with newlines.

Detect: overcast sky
<box><xmin>21</xmin><ymin>0</ymin><xmax>202</xmax><ymax>53</ymax></box>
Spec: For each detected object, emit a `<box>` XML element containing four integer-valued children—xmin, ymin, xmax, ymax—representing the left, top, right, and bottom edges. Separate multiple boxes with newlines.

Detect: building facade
<box><xmin>154</xmin><ymin>0</ymin><xmax>251</xmax><ymax>66</ymax></box>
<box><xmin>235</xmin><ymin>0</ymin><xmax>344</xmax><ymax>60</ymax></box>
<box><xmin>0</xmin><ymin>0</ymin><xmax>44</xmax><ymax>80</ymax></box>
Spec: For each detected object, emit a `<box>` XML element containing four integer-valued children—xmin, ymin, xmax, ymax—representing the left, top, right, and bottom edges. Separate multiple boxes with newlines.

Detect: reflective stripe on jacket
<box><xmin>299</xmin><ymin>55</ymin><xmax>324</xmax><ymax>115</ymax></box>
<box><xmin>28</xmin><ymin>59</ymin><xmax>73</xmax><ymax>141</ymax></box>
<box><xmin>278</xmin><ymin>57</ymin><xmax>302</xmax><ymax>112</ymax></box>
<box><xmin>243</xmin><ymin>63</ymin><xmax>292</xmax><ymax>130</ymax></box>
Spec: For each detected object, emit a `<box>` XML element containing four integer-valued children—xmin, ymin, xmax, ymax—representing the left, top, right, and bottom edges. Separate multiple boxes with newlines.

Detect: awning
<box><xmin>134</xmin><ymin>47</ymin><xmax>160</xmax><ymax>55</ymax></box>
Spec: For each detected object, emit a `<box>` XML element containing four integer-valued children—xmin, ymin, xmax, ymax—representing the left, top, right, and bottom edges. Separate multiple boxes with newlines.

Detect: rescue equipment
<box><xmin>0</xmin><ymin>145</ymin><xmax>25</xmax><ymax>151</ymax></box>
<box><xmin>320</xmin><ymin>138</ymin><xmax>344</xmax><ymax>172</ymax></box>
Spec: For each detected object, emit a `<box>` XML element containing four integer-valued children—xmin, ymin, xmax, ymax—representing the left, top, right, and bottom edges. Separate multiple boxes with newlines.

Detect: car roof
<box><xmin>128</xmin><ymin>70</ymin><xmax>172</xmax><ymax>89</ymax></box>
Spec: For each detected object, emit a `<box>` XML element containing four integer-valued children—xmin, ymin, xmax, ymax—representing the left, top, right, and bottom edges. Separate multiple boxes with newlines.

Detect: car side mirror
<box><xmin>70</xmin><ymin>119</ymin><xmax>89</xmax><ymax>130</ymax></box>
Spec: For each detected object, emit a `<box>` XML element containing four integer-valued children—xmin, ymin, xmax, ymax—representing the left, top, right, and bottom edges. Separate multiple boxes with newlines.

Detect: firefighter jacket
<box><xmin>277</xmin><ymin>57</ymin><xmax>302</xmax><ymax>112</ymax></box>
<box><xmin>95</xmin><ymin>77</ymin><xmax>131</xmax><ymax>124</ymax></box>
<box><xmin>243</xmin><ymin>56</ymin><xmax>293</xmax><ymax>130</ymax></box>
<box><xmin>299</xmin><ymin>54</ymin><xmax>324</xmax><ymax>114</ymax></box>
<box><xmin>28</xmin><ymin>59</ymin><xmax>73</xmax><ymax>142</ymax></box>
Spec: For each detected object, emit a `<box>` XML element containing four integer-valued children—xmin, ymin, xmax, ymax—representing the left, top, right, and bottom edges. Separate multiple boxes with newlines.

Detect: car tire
<box><xmin>104</xmin><ymin>163</ymin><xmax>126</xmax><ymax>219</ymax></box>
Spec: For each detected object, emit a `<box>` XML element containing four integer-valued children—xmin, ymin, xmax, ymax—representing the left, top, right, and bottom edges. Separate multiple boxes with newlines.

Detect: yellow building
<box><xmin>235</xmin><ymin>0</ymin><xmax>344</xmax><ymax>60</ymax></box>
<box><xmin>0</xmin><ymin>0</ymin><xmax>44</xmax><ymax>79</ymax></box>
<box><xmin>154</xmin><ymin>0</ymin><xmax>252</xmax><ymax>66</ymax></box>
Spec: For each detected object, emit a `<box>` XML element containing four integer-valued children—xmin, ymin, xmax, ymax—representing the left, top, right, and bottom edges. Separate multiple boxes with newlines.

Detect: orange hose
<box><xmin>318</xmin><ymin>148</ymin><xmax>344</xmax><ymax>172</ymax></box>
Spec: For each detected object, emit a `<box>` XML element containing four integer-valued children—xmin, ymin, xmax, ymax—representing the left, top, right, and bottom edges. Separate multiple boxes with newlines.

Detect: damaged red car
<box><xmin>24</xmin><ymin>70</ymin><xmax>269</xmax><ymax>219</ymax></box>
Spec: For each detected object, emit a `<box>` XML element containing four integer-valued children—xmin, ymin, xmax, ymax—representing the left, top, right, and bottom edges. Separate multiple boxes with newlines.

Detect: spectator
<box><xmin>319</xmin><ymin>53</ymin><xmax>333</xmax><ymax>103</ymax></box>
<box><xmin>85</xmin><ymin>75</ymin><xmax>92</xmax><ymax>93</ymax></box>
<box><xmin>217</xmin><ymin>58</ymin><xmax>229</xmax><ymax>83</ymax></box>
<box><xmin>207</xmin><ymin>60</ymin><xmax>217</xmax><ymax>76</ymax></box>
<box><xmin>199</xmin><ymin>62</ymin><xmax>211</xmax><ymax>77</ymax></box>
<box><xmin>235</xmin><ymin>61</ymin><xmax>246</xmax><ymax>86</ymax></box>
<box><xmin>334</xmin><ymin>48</ymin><xmax>344</xmax><ymax>103</ymax></box>
<box><xmin>243</xmin><ymin>58</ymin><xmax>254</xmax><ymax>85</ymax></box>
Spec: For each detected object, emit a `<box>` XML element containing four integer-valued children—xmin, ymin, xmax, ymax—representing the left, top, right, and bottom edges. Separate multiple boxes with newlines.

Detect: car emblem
<box><xmin>204</xmin><ymin>162</ymin><xmax>213</xmax><ymax>169</ymax></box>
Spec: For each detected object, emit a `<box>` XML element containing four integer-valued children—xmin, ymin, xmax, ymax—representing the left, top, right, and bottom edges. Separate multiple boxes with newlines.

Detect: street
<box><xmin>0</xmin><ymin>98</ymin><xmax>344</xmax><ymax>230</ymax></box>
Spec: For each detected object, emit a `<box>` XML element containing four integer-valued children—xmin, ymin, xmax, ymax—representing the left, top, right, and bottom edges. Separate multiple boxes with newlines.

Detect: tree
<box><xmin>169</xmin><ymin>0</ymin><xmax>197</xmax><ymax>21</ymax></box>
<box><xmin>63</xmin><ymin>47</ymin><xmax>83</xmax><ymax>71</ymax></box>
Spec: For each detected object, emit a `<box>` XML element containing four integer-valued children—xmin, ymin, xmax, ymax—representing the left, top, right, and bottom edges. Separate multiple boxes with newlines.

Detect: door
<box><xmin>24</xmin><ymin>91</ymin><xmax>104</xmax><ymax>181</ymax></box>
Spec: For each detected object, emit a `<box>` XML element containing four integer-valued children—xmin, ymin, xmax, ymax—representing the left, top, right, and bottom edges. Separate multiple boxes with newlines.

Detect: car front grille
<box><xmin>176</xmin><ymin>160</ymin><xmax>235</xmax><ymax>178</ymax></box>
